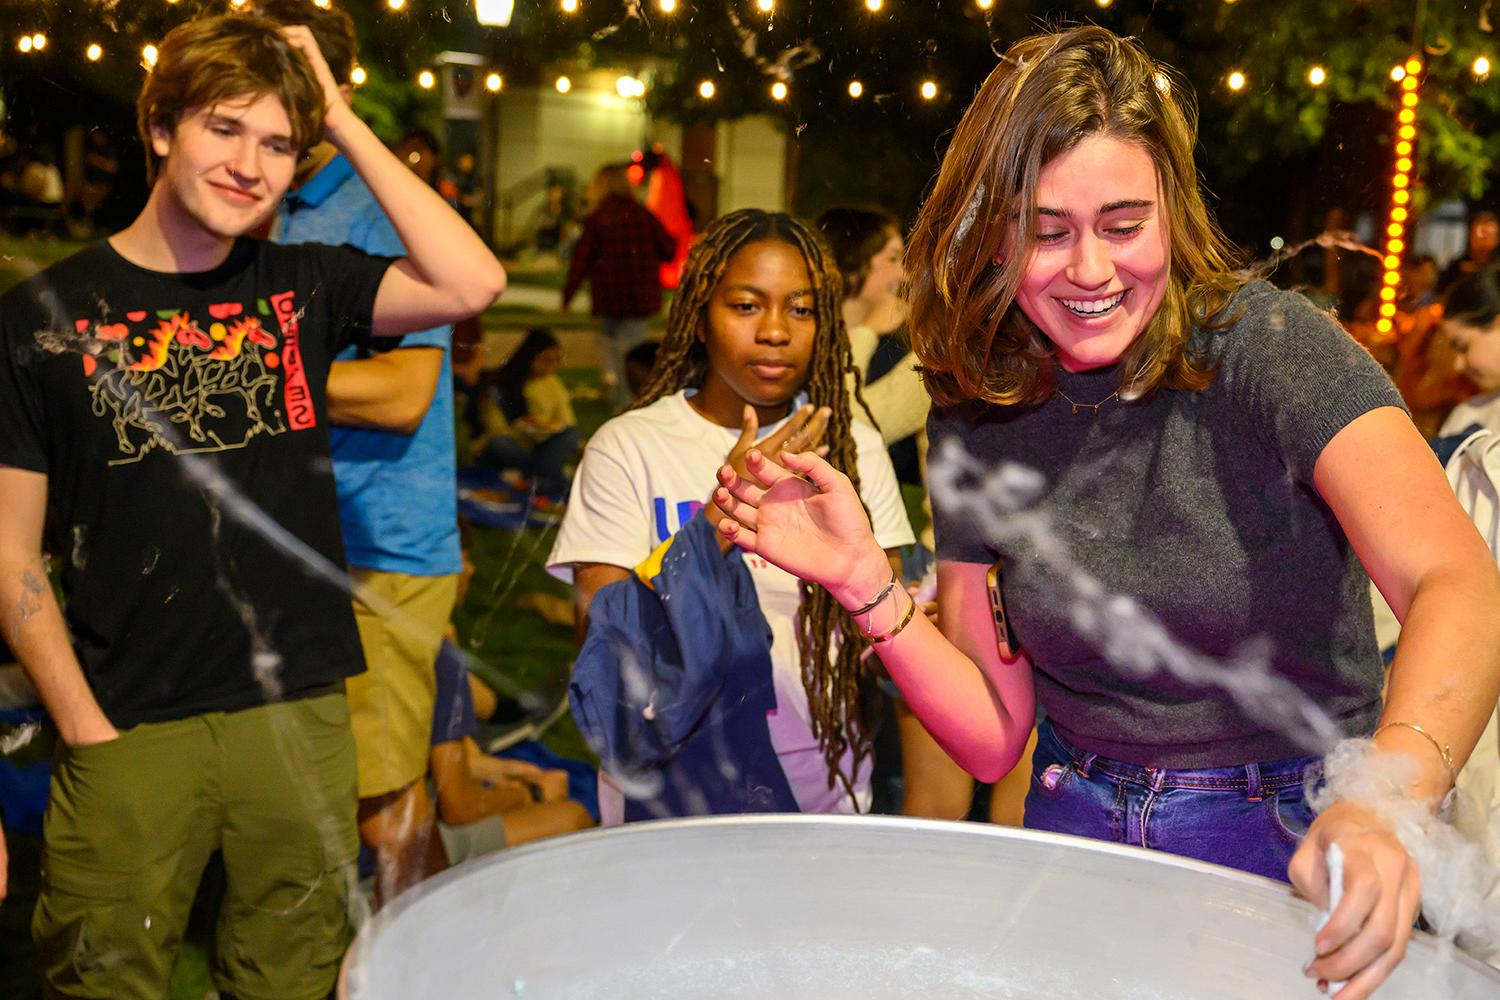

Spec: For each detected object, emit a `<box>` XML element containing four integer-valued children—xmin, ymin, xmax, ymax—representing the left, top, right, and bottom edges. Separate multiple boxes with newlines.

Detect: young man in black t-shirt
<box><xmin>0</xmin><ymin>14</ymin><xmax>503</xmax><ymax>999</ymax></box>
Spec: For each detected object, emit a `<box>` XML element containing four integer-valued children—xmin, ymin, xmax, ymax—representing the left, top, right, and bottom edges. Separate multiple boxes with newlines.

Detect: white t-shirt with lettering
<box><xmin>548</xmin><ymin>389</ymin><xmax>915</xmax><ymax>817</ymax></box>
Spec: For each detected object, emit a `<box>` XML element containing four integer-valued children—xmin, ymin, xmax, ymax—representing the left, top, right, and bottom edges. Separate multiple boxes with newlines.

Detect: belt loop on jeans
<box><xmin>1244</xmin><ymin>762</ymin><xmax>1263</xmax><ymax>802</ymax></box>
<box><xmin>1074</xmin><ymin>751</ymin><xmax>1097</xmax><ymax>778</ymax></box>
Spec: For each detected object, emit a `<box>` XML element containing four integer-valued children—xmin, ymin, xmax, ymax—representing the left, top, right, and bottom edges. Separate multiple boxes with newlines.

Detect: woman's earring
<box><xmin>992</xmin><ymin>252</ymin><xmax>1005</xmax><ymax>268</ymax></box>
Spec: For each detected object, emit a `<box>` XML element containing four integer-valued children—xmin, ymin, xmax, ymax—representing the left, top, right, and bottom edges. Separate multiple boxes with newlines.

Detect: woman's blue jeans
<box><xmin>1023</xmin><ymin>721</ymin><xmax>1321</xmax><ymax>882</ymax></box>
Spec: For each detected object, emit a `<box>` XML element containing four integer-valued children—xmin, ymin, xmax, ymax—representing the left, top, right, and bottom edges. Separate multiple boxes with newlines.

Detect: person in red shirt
<box><xmin>561</xmin><ymin>164</ymin><xmax>675</xmax><ymax>408</ymax></box>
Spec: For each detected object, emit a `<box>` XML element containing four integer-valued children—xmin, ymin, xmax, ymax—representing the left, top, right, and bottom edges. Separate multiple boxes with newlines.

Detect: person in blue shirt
<box><xmin>262</xmin><ymin>0</ymin><xmax>462</xmax><ymax>907</ymax></box>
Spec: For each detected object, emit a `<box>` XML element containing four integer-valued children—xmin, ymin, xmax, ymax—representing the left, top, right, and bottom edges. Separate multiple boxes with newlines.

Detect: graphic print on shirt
<box><xmin>54</xmin><ymin>291</ymin><xmax>309</xmax><ymax>465</ymax></box>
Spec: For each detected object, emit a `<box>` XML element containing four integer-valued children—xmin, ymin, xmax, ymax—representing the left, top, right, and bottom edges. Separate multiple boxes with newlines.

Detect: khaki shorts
<box><xmin>347</xmin><ymin>569</ymin><xmax>459</xmax><ymax>799</ymax></box>
<box><xmin>33</xmin><ymin>692</ymin><xmax>358</xmax><ymax>1000</ymax></box>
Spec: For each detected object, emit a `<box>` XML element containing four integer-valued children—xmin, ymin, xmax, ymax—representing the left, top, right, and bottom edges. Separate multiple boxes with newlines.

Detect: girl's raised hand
<box><xmin>722</xmin><ymin>404</ymin><xmax>830</xmax><ymax>482</ymax></box>
<box><xmin>703</xmin><ymin>404</ymin><xmax>830</xmax><ymax>547</ymax></box>
<box><xmin>713</xmin><ymin>446</ymin><xmax>887</xmax><ymax>598</ymax></box>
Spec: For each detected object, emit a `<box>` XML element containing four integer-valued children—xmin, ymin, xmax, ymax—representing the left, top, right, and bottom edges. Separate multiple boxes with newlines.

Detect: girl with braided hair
<box><xmin>548</xmin><ymin>209</ymin><xmax>912</xmax><ymax>823</ymax></box>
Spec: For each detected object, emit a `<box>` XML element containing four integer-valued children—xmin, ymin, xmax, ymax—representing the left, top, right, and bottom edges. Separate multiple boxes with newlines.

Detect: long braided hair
<box><xmin>632</xmin><ymin>209</ymin><xmax>875</xmax><ymax>796</ymax></box>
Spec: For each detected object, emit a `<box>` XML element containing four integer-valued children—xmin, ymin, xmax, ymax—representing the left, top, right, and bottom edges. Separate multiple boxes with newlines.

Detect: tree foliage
<box><xmin>5</xmin><ymin>1</ymin><xmax>1500</xmax><ymax>224</ymax></box>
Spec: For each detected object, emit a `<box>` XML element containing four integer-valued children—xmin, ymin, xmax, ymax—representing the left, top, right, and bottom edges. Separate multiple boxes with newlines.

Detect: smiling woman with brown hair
<box><xmin>712</xmin><ymin>25</ymin><xmax>1500</xmax><ymax>1000</ymax></box>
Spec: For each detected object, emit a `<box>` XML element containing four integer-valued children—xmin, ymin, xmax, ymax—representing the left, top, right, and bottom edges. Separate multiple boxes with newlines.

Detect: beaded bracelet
<box><xmin>868</xmin><ymin>592</ymin><xmax>917</xmax><ymax>644</ymax></box>
<box><xmin>1372</xmin><ymin>720</ymin><xmax>1456</xmax><ymax>777</ymax></box>
<box><xmin>845</xmin><ymin>569</ymin><xmax>898</xmax><ymax>618</ymax></box>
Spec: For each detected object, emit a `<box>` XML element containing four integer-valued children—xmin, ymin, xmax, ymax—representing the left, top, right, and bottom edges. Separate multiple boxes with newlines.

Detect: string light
<box><xmin>757</xmin><ymin>0</ymin><xmax>774</xmax><ymax>11</ymax></box>
<box><xmin>848</xmin><ymin>79</ymin><xmax>864</xmax><ymax>98</ymax></box>
<box><xmin>1377</xmin><ymin>60</ymin><xmax>1422</xmax><ymax>337</ymax></box>
<box><xmin>865</xmin><ymin>0</ymin><xmax>883</xmax><ymax>10</ymax></box>
<box><xmin>698</xmin><ymin>79</ymin><xmax>716</xmax><ymax>99</ymax></box>
<box><xmin>417</xmin><ymin>69</ymin><xmax>435</xmax><ymax>89</ymax></box>
<box><xmin>486</xmin><ymin>72</ymin><xmax>503</xmax><ymax>92</ymax></box>
<box><xmin>313</xmin><ymin>0</ymin><xmax>331</xmax><ymax>7</ymax></box>
<box><xmin>920</xmin><ymin>80</ymin><xmax>938</xmax><ymax>100</ymax></box>
<box><xmin>561</xmin><ymin>0</ymin><xmax>578</xmax><ymax>10</ymax></box>
<box><xmin>351</xmin><ymin>65</ymin><xmax>367</xmax><ymax>85</ymax></box>
<box><xmin>1475</xmin><ymin>55</ymin><xmax>1492</xmax><ymax>78</ymax></box>
<box><xmin>31</xmin><ymin>33</ymin><xmax>47</xmax><ymax>51</ymax></box>
<box><xmin>86</xmin><ymin>42</ymin><xmax>102</xmax><ymax>61</ymax></box>
<box><xmin>17</xmin><ymin>36</ymin><xmax>32</xmax><ymax>54</ymax></box>
<box><xmin>1226</xmin><ymin>70</ymin><xmax>1246</xmax><ymax>92</ymax></box>
<box><xmin>555</xmin><ymin>75</ymin><xmax>572</xmax><ymax>93</ymax></box>
<box><xmin>771</xmin><ymin>80</ymin><xmax>788</xmax><ymax>101</ymax></box>
<box><xmin>616</xmin><ymin>75</ymin><xmax>646</xmax><ymax>98</ymax></box>
<box><xmin>1096</xmin><ymin>0</ymin><xmax>1113</xmax><ymax>7</ymax></box>
<box><xmin>659</xmin><ymin>0</ymin><xmax>677</xmax><ymax>11</ymax></box>
<box><xmin>976</xmin><ymin>0</ymin><xmax>994</xmax><ymax>8</ymax></box>
<box><xmin>142</xmin><ymin>44</ymin><xmax>158</xmax><ymax>68</ymax></box>
<box><xmin>1307</xmin><ymin>65</ymin><xmax>1326</xmax><ymax>87</ymax></box>
<box><xmin>387</xmin><ymin>0</ymin><xmax>406</xmax><ymax>10</ymax></box>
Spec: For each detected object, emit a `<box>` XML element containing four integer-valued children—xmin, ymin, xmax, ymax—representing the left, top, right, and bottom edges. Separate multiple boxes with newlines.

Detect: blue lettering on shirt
<box><xmin>653</xmin><ymin>497</ymin><xmax>706</xmax><ymax>542</ymax></box>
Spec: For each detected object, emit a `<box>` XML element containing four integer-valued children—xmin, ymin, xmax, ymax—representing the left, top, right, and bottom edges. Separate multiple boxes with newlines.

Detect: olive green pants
<box><xmin>33</xmin><ymin>692</ymin><xmax>359</xmax><ymax>1000</ymax></box>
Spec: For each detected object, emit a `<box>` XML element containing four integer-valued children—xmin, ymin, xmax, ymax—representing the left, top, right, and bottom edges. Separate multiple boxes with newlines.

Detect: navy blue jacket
<box><xmin>570</xmin><ymin>514</ymin><xmax>800</xmax><ymax>820</ymax></box>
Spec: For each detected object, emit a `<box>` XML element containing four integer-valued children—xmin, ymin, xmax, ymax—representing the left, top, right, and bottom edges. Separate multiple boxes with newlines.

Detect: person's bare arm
<box><xmin>1290</xmin><ymin>406</ymin><xmax>1500</xmax><ymax>999</ymax></box>
<box><xmin>429</xmin><ymin>738</ymin><xmax>531</xmax><ymax>825</ymax></box>
<box><xmin>280</xmin><ymin>28</ymin><xmax>505</xmax><ymax>336</ymax></box>
<box><xmin>0</xmin><ymin>466</ymin><xmax>116</xmax><ymax>747</ymax></box>
<box><xmin>326</xmin><ymin>346</ymin><xmax>444</xmax><ymax>433</ymax></box>
<box><xmin>713</xmin><ymin>449</ymin><xmax>1035</xmax><ymax>779</ymax></box>
<box><xmin>572</xmin><ymin>562</ymin><xmax>631</xmax><ymax>649</ymax></box>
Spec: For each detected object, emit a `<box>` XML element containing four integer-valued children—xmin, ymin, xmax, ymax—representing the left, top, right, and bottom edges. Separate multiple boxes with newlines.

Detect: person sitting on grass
<box><xmin>470</xmin><ymin>327</ymin><xmax>579</xmax><ymax>501</ymax></box>
<box><xmin>428</xmin><ymin>638</ymin><xmax>593</xmax><ymax>861</ymax></box>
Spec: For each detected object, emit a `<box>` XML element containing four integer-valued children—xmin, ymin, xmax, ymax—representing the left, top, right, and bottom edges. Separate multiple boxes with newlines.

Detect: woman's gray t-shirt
<box><xmin>928</xmin><ymin>280</ymin><xmax>1405</xmax><ymax>768</ymax></box>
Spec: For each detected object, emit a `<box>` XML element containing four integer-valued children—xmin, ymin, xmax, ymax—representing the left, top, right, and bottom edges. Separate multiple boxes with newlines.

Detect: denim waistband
<box><xmin>1042</xmin><ymin>722</ymin><xmax>1320</xmax><ymax>798</ymax></box>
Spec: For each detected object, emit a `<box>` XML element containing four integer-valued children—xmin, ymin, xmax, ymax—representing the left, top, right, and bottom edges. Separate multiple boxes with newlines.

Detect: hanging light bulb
<box><xmin>1475</xmin><ymin>55</ymin><xmax>1492</xmax><ymax>78</ymax></box>
<box><xmin>1307</xmin><ymin>65</ymin><xmax>1327</xmax><ymax>87</ymax></box>
<box><xmin>475</xmin><ymin>0</ymin><xmax>516</xmax><ymax>26</ymax></box>
<box><xmin>86</xmin><ymin>42</ymin><xmax>103</xmax><ymax>62</ymax></box>
<box><xmin>771</xmin><ymin>81</ymin><xmax>788</xmax><ymax>101</ymax></box>
<box><xmin>17</xmin><ymin>36</ymin><xmax>32</xmax><ymax>54</ymax></box>
<box><xmin>486</xmin><ymin>72</ymin><xmax>503</xmax><ymax>93</ymax></box>
<box><xmin>698</xmin><ymin>80</ymin><xmax>717</xmax><ymax>99</ymax></box>
<box><xmin>31</xmin><ymin>33</ymin><xmax>47</xmax><ymax>51</ymax></box>
<box><xmin>555</xmin><ymin>75</ymin><xmax>573</xmax><ymax>94</ymax></box>
<box><xmin>417</xmin><ymin>69</ymin><xmax>436</xmax><ymax>89</ymax></box>
<box><xmin>351</xmin><ymin>65</ymin><xmax>367</xmax><ymax>86</ymax></box>
<box><xmin>920</xmin><ymin>80</ymin><xmax>938</xmax><ymax>100</ymax></box>
<box><xmin>561</xmin><ymin>0</ymin><xmax>579</xmax><ymax>10</ymax></box>
<box><xmin>142</xmin><ymin>44</ymin><xmax>159</xmax><ymax>68</ymax></box>
<box><xmin>848</xmin><ymin>80</ymin><xmax>864</xmax><ymax>98</ymax></box>
<box><xmin>1226</xmin><ymin>70</ymin><xmax>1246</xmax><ymax>92</ymax></box>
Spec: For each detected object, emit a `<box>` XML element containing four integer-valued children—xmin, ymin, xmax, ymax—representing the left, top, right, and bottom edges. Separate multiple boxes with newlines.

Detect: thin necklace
<box><xmin>1054</xmin><ymin>385</ymin><xmax>1121</xmax><ymax>415</ymax></box>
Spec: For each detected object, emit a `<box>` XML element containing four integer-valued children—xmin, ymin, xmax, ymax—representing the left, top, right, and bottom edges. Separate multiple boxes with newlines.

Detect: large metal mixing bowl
<box><xmin>340</xmin><ymin>815</ymin><xmax>1500</xmax><ymax>998</ymax></box>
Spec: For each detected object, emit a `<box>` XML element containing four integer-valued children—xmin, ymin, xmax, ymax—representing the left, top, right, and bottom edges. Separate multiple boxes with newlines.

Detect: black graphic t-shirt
<box><xmin>0</xmin><ymin>237</ymin><xmax>395</xmax><ymax>727</ymax></box>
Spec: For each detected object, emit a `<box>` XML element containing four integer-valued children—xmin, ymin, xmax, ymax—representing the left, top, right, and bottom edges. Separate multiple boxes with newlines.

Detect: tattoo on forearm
<box><xmin>17</xmin><ymin>569</ymin><xmax>45</xmax><ymax>624</ymax></box>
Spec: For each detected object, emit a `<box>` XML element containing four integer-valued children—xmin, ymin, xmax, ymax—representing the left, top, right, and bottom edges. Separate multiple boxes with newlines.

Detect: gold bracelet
<box><xmin>867</xmin><ymin>592</ymin><xmax>917</xmax><ymax>644</ymax></box>
<box><xmin>1373</xmin><ymin>721</ymin><xmax>1456</xmax><ymax>776</ymax></box>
